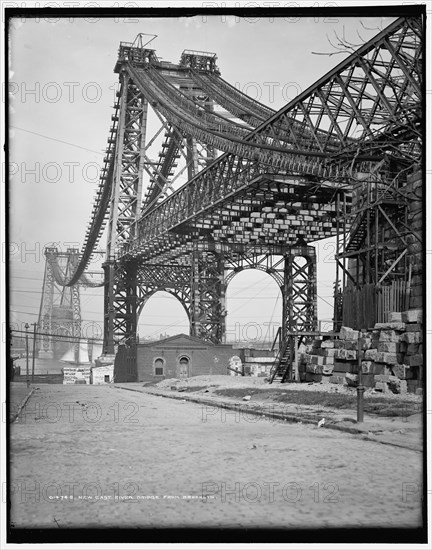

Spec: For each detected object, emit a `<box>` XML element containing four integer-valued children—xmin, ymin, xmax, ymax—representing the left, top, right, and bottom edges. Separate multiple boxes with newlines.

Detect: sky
<box><xmin>6</xmin><ymin>7</ymin><xmax>403</xmax><ymax>343</ymax></box>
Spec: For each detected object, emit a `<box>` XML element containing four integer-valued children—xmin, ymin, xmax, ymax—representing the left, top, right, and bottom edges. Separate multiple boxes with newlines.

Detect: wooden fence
<box><xmin>342</xmin><ymin>281</ymin><xmax>407</xmax><ymax>330</ymax></box>
<box><xmin>114</xmin><ymin>344</ymin><xmax>137</xmax><ymax>382</ymax></box>
<box><xmin>376</xmin><ymin>280</ymin><xmax>408</xmax><ymax>323</ymax></box>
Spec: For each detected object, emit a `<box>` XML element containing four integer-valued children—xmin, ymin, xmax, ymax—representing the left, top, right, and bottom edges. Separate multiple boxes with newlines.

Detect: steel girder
<box><xmin>283</xmin><ymin>246</ymin><xmax>318</xmax><ymax>336</ymax></box>
<box><xmin>136</xmin><ymin>264</ymin><xmax>192</xmax><ymax>325</ymax></box>
<box><xmin>122</xmin><ymin>16</ymin><xmax>421</xmax><ymax>262</ymax></box>
<box><xmin>103</xmin><ymin>72</ymin><xmax>149</xmax><ymax>349</ymax></box>
<box><xmin>106</xmin><ymin>71</ymin><xmax>148</xmax><ymax>259</ymax></box>
<box><xmin>224</xmin><ymin>248</ymin><xmax>316</xmax><ymax>339</ymax></box>
<box><xmin>224</xmin><ymin>252</ymin><xmax>285</xmax><ymax>288</ymax></box>
<box><xmin>103</xmin><ymin>260</ymin><xmax>138</xmax><ymax>353</ymax></box>
<box><xmin>103</xmin><ymin>261</ymin><xmax>192</xmax><ymax>351</ymax></box>
<box><xmin>103</xmin><ymin>251</ymin><xmax>226</xmax><ymax>348</ymax></box>
<box><xmin>128</xmin><ymin>171</ymin><xmax>344</xmax><ymax>263</ymax></box>
<box><xmin>102</xmin><ymin>244</ymin><xmax>317</xmax><ymax>348</ymax></box>
<box><xmin>190</xmin><ymin>244</ymin><xmax>226</xmax><ymax>343</ymax></box>
<box><xmin>106</xmin><ymin>254</ymin><xmax>226</xmax><ymax>348</ymax></box>
<box><xmin>62</xmin><ymin>15</ymin><xmax>422</xmax><ymax>286</ymax></box>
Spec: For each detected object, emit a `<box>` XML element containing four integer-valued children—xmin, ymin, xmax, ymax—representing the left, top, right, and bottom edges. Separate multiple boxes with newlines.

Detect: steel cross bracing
<box><xmin>62</xmin><ymin>15</ymin><xmax>421</xmax><ymax>283</ymax></box>
<box><xmin>106</xmin><ymin>73</ymin><xmax>149</xmax><ymax>258</ymax></box>
<box><xmin>107</xmin><ymin>16</ymin><xmax>421</xmax><ymax>352</ymax></box>
<box><xmin>103</xmin><ymin>261</ymin><xmax>192</xmax><ymax>353</ymax></box>
<box><xmin>224</xmin><ymin>247</ymin><xmax>317</xmax><ymax>330</ymax></box>
<box><xmin>38</xmin><ymin>248</ymin><xmax>82</xmax><ymax>358</ymax></box>
<box><xmin>48</xmin><ymin>16</ymin><xmax>422</xmax><ymax>360</ymax></box>
<box><xmin>283</xmin><ymin>246</ymin><xmax>318</xmax><ymax>335</ymax></box>
<box><xmin>109</xmin><ymin>16</ymin><xmax>421</xmax><ymax>270</ymax></box>
<box><xmin>190</xmin><ymin>246</ymin><xmax>226</xmax><ymax>343</ymax></box>
<box><xmin>224</xmin><ymin>252</ymin><xmax>285</xmax><ymax>288</ymax></box>
<box><xmin>335</xmin><ymin>172</ymin><xmax>410</xmax><ymax>295</ymax></box>
<box><xmin>102</xmin><ymin>245</ymin><xmax>317</xmax><ymax>350</ymax></box>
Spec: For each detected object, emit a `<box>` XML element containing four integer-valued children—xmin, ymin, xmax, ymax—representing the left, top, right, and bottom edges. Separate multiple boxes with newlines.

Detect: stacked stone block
<box><xmin>299</xmin><ymin>309</ymin><xmax>423</xmax><ymax>394</ymax></box>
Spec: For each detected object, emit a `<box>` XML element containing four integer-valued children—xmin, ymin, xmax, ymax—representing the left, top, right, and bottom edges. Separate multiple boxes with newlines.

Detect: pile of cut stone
<box><xmin>299</xmin><ymin>309</ymin><xmax>423</xmax><ymax>394</ymax></box>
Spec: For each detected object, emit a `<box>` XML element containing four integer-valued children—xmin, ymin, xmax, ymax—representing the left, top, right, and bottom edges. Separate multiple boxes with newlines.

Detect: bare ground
<box><xmin>9</xmin><ymin>383</ymin><xmax>423</xmax><ymax>533</ymax></box>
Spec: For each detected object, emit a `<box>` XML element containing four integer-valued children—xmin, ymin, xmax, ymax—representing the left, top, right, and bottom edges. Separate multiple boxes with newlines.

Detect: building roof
<box><xmin>138</xmin><ymin>333</ymin><xmax>232</xmax><ymax>349</ymax></box>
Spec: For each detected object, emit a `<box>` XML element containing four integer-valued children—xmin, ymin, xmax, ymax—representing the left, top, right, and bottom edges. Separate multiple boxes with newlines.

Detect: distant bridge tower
<box><xmin>38</xmin><ymin>247</ymin><xmax>81</xmax><ymax>359</ymax></box>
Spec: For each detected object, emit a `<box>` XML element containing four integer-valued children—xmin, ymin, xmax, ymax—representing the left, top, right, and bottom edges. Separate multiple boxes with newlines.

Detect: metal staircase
<box><xmin>346</xmin><ymin>209</ymin><xmax>376</xmax><ymax>252</ymax></box>
<box><xmin>269</xmin><ymin>338</ymin><xmax>292</xmax><ymax>383</ymax></box>
<box><xmin>269</xmin><ymin>327</ymin><xmax>298</xmax><ymax>383</ymax></box>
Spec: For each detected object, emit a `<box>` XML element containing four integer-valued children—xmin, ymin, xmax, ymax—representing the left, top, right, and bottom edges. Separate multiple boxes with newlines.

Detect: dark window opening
<box><xmin>104</xmin><ymin>375</ymin><xmax>110</xmax><ymax>382</ymax></box>
<box><xmin>154</xmin><ymin>358</ymin><xmax>165</xmax><ymax>376</ymax></box>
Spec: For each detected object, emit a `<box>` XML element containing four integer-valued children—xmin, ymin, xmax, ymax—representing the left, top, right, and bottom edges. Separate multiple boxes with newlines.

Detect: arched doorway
<box><xmin>176</xmin><ymin>355</ymin><xmax>191</xmax><ymax>379</ymax></box>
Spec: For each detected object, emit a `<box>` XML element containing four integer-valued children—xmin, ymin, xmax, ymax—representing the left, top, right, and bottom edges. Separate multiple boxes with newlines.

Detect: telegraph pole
<box><xmin>25</xmin><ymin>323</ymin><xmax>30</xmax><ymax>388</ymax></box>
<box><xmin>31</xmin><ymin>323</ymin><xmax>37</xmax><ymax>383</ymax></box>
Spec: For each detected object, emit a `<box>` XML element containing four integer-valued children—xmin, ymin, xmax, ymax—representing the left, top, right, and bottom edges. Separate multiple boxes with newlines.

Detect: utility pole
<box><xmin>25</xmin><ymin>323</ymin><xmax>30</xmax><ymax>388</ymax></box>
<box><xmin>31</xmin><ymin>323</ymin><xmax>37</xmax><ymax>383</ymax></box>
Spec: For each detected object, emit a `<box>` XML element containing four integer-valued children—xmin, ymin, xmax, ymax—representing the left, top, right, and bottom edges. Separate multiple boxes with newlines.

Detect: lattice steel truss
<box><xmin>106</xmin><ymin>72</ymin><xmax>149</xmax><ymax>257</ymax></box>
<box><xmin>283</xmin><ymin>246</ymin><xmax>318</xmax><ymax>335</ymax></box>
<box><xmin>224</xmin><ymin>247</ymin><xmax>317</xmax><ymax>336</ymax></box>
<box><xmin>103</xmin><ymin>260</ymin><xmax>192</xmax><ymax>353</ymax></box>
<box><xmin>38</xmin><ymin>248</ymin><xmax>82</xmax><ymax>358</ymax></box>
<box><xmin>190</xmin><ymin>245</ymin><xmax>226</xmax><ymax>344</ymax></box>
<box><xmin>44</xmin><ymin>15</ymin><xmax>423</xmax><ymax>369</ymax></box>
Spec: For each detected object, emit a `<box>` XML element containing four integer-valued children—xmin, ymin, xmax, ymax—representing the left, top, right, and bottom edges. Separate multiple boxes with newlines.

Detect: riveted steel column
<box><xmin>103</xmin><ymin>260</ymin><xmax>116</xmax><ymax>355</ymax></box>
<box><xmin>190</xmin><ymin>242</ymin><xmax>226</xmax><ymax>344</ymax></box>
<box><xmin>282</xmin><ymin>245</ymin><xmax>318</xmax><ymax>337</ymax></box>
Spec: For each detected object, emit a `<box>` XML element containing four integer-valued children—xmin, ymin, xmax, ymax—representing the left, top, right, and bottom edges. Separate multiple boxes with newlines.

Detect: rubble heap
<box><xmin>299</xmin><ymin>309</ymin><xmax>423</xmax><ymax>394</ymax></box>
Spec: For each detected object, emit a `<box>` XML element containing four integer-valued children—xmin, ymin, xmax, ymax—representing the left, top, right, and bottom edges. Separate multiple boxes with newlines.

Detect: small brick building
<box><xmin>136</xmin><ymin>334</ymin><xmax>235</xmax><ymax>382</ymax></box>
<box><xmin>91</xmin><ymin>364</ymin><xmax>114</xmax><ymax>385</ymax></box>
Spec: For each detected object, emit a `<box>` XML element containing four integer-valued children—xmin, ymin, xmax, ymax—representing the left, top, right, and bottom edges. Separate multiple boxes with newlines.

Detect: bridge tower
<box><xmin>102</xmin><ymin>42</ymin><xmax>319</xmax><ymax>373</ymax></box>
<box><xmin>102</xmin><ymin>44</ymin><xmax>234</xmax><ymax>359</ymax></box>
<box><xmin>38</xmin><ymin>247</ymin><xmax>82</xmax><ymax>359</ymax></box>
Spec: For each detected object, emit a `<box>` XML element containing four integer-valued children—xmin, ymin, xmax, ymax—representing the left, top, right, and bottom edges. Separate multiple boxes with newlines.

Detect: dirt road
<box><xmin>9</xmin><ymin>384</ymin><xmax>423</xmax><ymax>531</ymax></box>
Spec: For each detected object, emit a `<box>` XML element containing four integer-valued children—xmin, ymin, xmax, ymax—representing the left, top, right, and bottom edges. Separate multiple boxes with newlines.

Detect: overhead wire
<box><xmin>10</xmin><ymin>126</ymin><xmax>104</xmax><ymax>156</ymax></box>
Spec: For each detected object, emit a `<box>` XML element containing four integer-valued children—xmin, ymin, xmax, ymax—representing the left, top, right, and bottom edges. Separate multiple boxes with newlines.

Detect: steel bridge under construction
<box><xmin>38</xmin><ymin>15</ymin><xmax>423</xmax><ymax>382</ymax></box>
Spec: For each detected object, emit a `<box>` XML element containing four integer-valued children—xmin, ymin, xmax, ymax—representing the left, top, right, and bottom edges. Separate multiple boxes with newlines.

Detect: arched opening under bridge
<box><xmin>225</xmin><ymin>269</ymin><xmax>282</xmax><ymax>348</ymax></box>
<box><xmin>137</xmin><ymin>290</ymin><xmax>190</xmax><ymax>342</ymax></box>
<box><xmin>311</xmin><ymin>237</ymin><xmax>338</xmax><ymax>333</ymax></box>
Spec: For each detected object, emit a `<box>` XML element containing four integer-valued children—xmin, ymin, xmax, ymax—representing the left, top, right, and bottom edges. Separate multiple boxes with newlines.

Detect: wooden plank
<box><xmin>393</xmin><ymin>281</ymin><xmax>397</xmax><ymax>312</ymax></box>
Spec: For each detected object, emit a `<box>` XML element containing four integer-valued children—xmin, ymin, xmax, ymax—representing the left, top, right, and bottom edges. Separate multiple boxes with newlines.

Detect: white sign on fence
<box><xmin>63</xmin><ymin>366</ymin><xmax>91</xmax><ymax>385</ymax></box>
